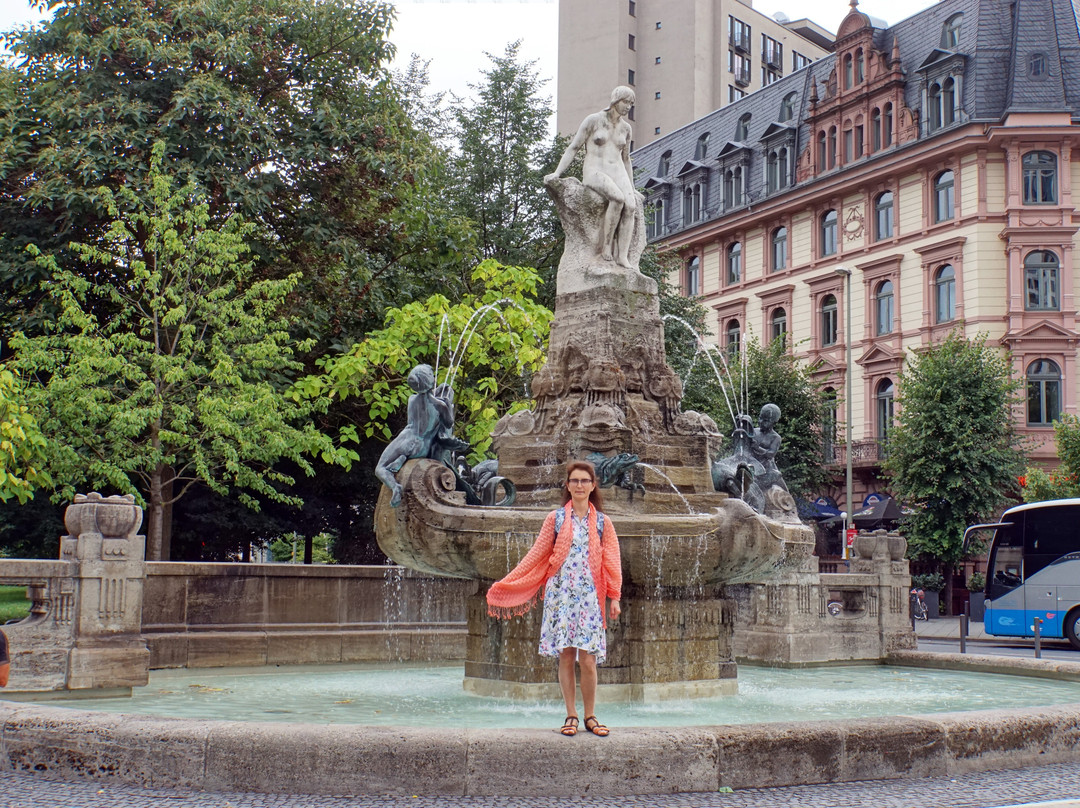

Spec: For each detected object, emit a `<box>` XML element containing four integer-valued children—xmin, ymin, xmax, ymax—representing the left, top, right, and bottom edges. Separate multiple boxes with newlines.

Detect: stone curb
<box><xmin>2</xmin><ymin>657</ymin><xmax>1079</xmax><ymax>796</ymax></box>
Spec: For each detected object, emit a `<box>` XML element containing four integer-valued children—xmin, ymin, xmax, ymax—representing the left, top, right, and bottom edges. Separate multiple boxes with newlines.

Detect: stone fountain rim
<box><xmin>2</xmin><ymin>652</ymin><xmax>1079</xmax><ymax>796</ymax></box>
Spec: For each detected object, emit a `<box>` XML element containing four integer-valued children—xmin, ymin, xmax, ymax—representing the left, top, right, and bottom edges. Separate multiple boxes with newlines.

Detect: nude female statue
<box><xmin>545</xmin><ymin>86</ymin><xmax>638</xmax><ymax>268</ymax></box>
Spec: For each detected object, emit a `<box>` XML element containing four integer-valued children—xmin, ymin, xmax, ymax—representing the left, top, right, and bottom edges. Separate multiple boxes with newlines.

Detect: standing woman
<box><xmin>487</xmin><ymin>460</ymin><xmax>622</xmax><ymax>736</ymax></box>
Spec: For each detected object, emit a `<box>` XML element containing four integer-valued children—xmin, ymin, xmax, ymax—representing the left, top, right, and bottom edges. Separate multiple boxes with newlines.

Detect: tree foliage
<box><xmin>1020</xmin><ymin>414</ymin><xmax>1080</xmax><ymax>501</ymax></box>
<box><xmin>0</xmin><ymin>364</ymin><xmax>50</xmax><ymax>503</ymax></box>
<box><xmin>0</xmin><ymin>0</ymin><xmax>473</xmax><ymax>346</ymax></box>
<box><xmin>884</xmin><ymin>332</ymin><xmax>1026</xmax><ymax>568</ymax></box>
<box><xmin>729</xmin><ymin>337</ymin><xmax>831</xmax><ymax>500</ymax></box>
<box><xmin>447</xmin><ymin>41</ymin><xmax>562</xmax><ymax>286</ymax></box>
<box><xmin>295</xmin><ymin>259</ymin><xmax>552</xmax><ymax>463</ymax></box>
<box><xmin>10</xmin><ymin>146</ymin><xmax>353</xmax><ymax>559</ymax></box>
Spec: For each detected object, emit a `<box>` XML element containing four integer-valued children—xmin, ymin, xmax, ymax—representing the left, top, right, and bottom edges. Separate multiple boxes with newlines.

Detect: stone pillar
<box><xmin>60</xmin><ymin>492</ymin><xmax>150</xmax><ymax>691</ymax></box>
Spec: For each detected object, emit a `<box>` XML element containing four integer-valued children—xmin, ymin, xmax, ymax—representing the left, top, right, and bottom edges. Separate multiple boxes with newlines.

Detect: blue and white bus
<box><xmin>964</xmin><ymin>499</ymin><xmax>1080</xmax><ymax>650</ymax></box>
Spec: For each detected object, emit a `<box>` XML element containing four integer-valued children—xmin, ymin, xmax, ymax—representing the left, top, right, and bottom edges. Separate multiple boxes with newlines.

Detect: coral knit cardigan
<box><xmin>486</xmin><ymin>502</ymin><xmax>622</xmax><ymax>626</ymax></box>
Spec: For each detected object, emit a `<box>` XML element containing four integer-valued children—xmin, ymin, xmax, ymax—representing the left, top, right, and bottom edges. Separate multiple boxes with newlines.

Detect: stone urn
<box><xmin>64</xmin><ymin>492</ymin><xmax>143</xmax><ymax>539</ymax></box>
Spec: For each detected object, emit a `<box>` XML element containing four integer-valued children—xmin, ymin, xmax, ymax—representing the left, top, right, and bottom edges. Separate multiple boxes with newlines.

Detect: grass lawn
<box><xmin>0</xmin><ymin>586</ymin><xmax>30</xmax><ymax>623</ymax></box>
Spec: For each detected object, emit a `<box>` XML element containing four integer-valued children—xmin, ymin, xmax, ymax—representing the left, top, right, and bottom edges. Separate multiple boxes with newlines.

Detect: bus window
<box><xmin>1024</xmin><ymin>504</ymin><xmax>1080</xmax><ymax>578</ymax></box>
<box><xmin>988</xmin><ymin>524</ymin><xmax>1023</xmax><ymax>599</ymax></box>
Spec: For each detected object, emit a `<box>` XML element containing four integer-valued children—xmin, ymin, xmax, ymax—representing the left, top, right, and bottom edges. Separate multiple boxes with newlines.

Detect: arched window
<box><xmin>725</xmin><ymin>319</ymin><xmax>741</xmax><ymax>357</ymax></box>
<box><xmin>779</xmin><ymin>92</ymin><xmax>796</xmax><ymax>122</ymax></box>
<box><xmin>821</xmin><ymin>294</ymin><xmax>838</xmax><ymax>346</ymax></box>
<box><xmin>817</xmin><ymin>131</ymin><xmax>827</xmax><ymax>170</ymax></box>
<box><xmin>695</xmin><ymin>132</ymin><xmax>711</xmax><ymax>161</ymax></box>
<box><xmin>875</xmin><ymin>280</ymin><xmax>894</xmax><ymax>335</ymax></box>
<box><xmin>929</xmin><ymin>82</ymin><xmax>943</xmax><ymax>130</ymax></box>
<box><xmin>684</xmin><ymin>255</ymin><xmax>700</xmax><ymax>297</ymax></box>
<box><xmin>883</xmin><ymin>102</ymin><xmax>894</xmax><ymax>146</ymax></box>
<box><xmin>771</xmin><ymin>227</ymin><xmax>788</xmax><ymax>272</ymax></box>
<box><xmin>726</xmin><ymin>242</ymin><xmax>742</xmax><ymax>285</ymax></box>
<box><xmin>874</xmin><ymin>191</ymin><xmax>894</xmax><ymax>240</ymax></box>
<box><xmin>941</xmin><ymin>13</ymin><xmax>963</xmax><ymax>48</ymax></box>
<box><xmin>724</xmin><ymin>167</ymin><xmax>744</xmax><ymax>207</ymax></box>
<box><xmin>935</xmin><ymin>264</ymin><xmax>956</xmax><ymax>323</ymax></box>
<box><xmin>871</xmin><ymin>108</ymin><xmax>882</xmax><ymax>151</ymax></box>
<box><xmin>934</xmin><ymin>170</ymin><xmax>954</xmax><ymax>222</ymax></box>
<box><xmin>771</xmin><ymin>307</ymin><xmax>788</xmax><ymax>345</ymax></box>
<box><xmin>735</xmin><ymin>113</ymin><xmax>751</xmax><ymax>141</ymax></box>
<box><xmin>1024</xmin><ymin>250</ymin><xmax>1060</xmax><ymax>311</ymax></box>
<box><xmin>647</xmin><ymin>197</ymin><xmax>665</xmax><ymax>239</ymax></box>
<box><xmin>876</xmin><ymin>379</ymin><xmax>895</xmax><ymax>440</ymax></box>
<box><xmin>682</xmin><ymin>183</ymin><xmax>702</xmax><ymax>226</ymax></box>
<box><xmin>1022</xmin><ymin>151</ymin><xmax>1057</xmax><ymax>204</ymax></box>
<box><xmin>855</xmin><ymin>49</ymin><xmax>865</xmax><ymax>83</ymax></box>
<box><xmin>658</xmin><ymin>150</ymin><xmax>671</xmax><ymax>177</ymax></box>
<box><xmin>1027</xmin><ymin>359</ymin><xmax>1061</xmax><ymax>426</ymax></box>
<box><xmin>942</xmin><ymin>77</ymin><xmax>956</xmax><ymax>126</ymax></box>
<box><xmin>821</xmin><ymin>209</ymin><xmax>838</xmax><ymax>257</ymax></box>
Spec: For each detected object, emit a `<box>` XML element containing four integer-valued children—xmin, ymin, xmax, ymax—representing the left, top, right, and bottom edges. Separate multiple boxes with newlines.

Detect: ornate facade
<box><xmin>634</xmin><ymin>0</ymin><xmax>1080</xmax><ymax>499</ymax></box>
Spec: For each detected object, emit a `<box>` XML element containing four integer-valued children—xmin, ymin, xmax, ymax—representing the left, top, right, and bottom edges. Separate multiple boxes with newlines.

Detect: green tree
<box><xmin>448</xmin><ymin>41</ymin><xmax>562</xmax><ymax>282</ymax></box>
<box><xmin>884</xmin><ymin>332</ymin><xmax>1026</xmax><ymax>608</ymax></box>
<box><xmin>1020</xmin><ymin>414</ymin><xmax>1080</xmax><ymax>501</ymax></box>
<box><xmin>729</xmin><ymin>337</ymin><xmax>831</xmax><ymax>500</ymax></box>
<box><xmin>0</xmin><ymin>363</ymin><xmax>50</xmax><ymax>503</ymax></box>
<box><xmin>0</xmin><ymin>0</ymin><xmax>472</xmax><ymax>346</ymax></box>
<box><xmin>296</xmin><ymin>259</ymin><xmax>552</xmax><ymax>463</ymax></box>
<box><xmin>642</xmin><ymin>249</ymin><xmax>729</xmax><ymax>427</ymax></box>
<box><xmin>10</xmin><ymin>146</ymin><xmax>353</xmax><ymax>560</ymax></box>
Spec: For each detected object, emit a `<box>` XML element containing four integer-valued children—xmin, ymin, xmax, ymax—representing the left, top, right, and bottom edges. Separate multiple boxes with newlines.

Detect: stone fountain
<box><xmin>375</xmin><ymin>88</ymin><xmax>818</xmax><ymax>700</ymax></box>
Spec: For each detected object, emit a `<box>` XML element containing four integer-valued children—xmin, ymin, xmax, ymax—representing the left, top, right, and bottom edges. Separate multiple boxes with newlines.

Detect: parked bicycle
<box><xmin>910</xmin><ymin>588</ymin><xmax>928</xmax><ymax>621</ymax></box>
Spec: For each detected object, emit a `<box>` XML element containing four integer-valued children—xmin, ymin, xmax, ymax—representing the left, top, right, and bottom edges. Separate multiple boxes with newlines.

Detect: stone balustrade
<box><xmin>0</xmin><ymin>493</ymin><xmax>149</xmax><ymax>694</ymax></box>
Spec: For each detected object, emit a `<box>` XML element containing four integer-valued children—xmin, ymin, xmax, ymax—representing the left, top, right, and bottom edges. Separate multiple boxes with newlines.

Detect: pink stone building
<box><xmin>634</xmin><ymin>0</ymin><xmax>1080</xmax><ymax>506</ymax></box>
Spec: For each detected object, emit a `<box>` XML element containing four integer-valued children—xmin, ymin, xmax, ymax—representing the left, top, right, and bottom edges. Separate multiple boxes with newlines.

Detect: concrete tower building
<box><xmin>557</xmin><ymin>0</ymin><xmax>833</xmax><ymax>147</ymax></box>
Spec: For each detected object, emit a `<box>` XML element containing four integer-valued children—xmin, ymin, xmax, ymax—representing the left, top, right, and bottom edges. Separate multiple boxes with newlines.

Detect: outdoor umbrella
<box><xmin>852</xmin><ymin>496</ymin><xmax>902</xmax><ymax>530</ymax></box>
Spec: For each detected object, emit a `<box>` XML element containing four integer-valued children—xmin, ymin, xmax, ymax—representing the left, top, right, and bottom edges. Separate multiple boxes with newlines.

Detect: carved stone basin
<box><xmin>375</xmin><ymin>459</ymin><xmax>816</xmax><ymax>700</ymax></box>
<box><xmin>376</xmin><ymin>460</ymin><xmax>812</xmax><ymax>589</ymax></box>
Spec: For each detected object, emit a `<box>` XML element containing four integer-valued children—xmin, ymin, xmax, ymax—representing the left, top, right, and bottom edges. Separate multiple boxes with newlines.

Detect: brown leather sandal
<box><xmin>584</xmin><ymin>716</ymin><xmax>609</xmax><ymax>736</ymax></box>
<box><xmin>561</xmin><ymin>716</ymin><xmax>579</xmax><ymax>736</ymax></box>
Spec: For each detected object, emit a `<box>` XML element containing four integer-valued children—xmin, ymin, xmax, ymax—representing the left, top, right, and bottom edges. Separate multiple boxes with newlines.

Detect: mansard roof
<box><xmin>632</xmin><ymin>0</ymin><xmax>1080</xmax><ymax>237</ymax></box>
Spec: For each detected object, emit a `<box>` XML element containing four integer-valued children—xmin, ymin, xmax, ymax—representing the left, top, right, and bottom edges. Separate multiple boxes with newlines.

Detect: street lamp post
<box><xmin>834</xmin><ymin>267</ymin><xmax>853</xmax><ymax>557</ymax></box>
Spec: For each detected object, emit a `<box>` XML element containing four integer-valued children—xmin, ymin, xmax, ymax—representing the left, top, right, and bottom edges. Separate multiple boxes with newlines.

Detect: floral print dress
<box><xmin>538</xmin><ymin>512</ymin><xmax>607</xmax><ymax>663</ymax></box>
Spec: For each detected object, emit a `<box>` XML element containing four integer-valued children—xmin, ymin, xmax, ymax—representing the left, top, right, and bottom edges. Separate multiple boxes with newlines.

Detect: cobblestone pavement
<box><xmin>2</xmin><ymin>761</ymin><xmax>1079</xmax><ymax>808</ymax></box>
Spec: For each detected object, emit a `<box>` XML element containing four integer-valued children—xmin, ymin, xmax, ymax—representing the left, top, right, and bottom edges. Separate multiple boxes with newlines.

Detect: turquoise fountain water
<box><xmin>45</xmin><ymin>662</ymin><xmax>1080</xmax><ymax>728</ymax></box>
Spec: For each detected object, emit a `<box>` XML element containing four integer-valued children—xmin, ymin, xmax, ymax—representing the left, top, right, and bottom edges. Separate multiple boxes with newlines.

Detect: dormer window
<box><xmin>779</xmin><ymin>92</ymin><xmax>796</xmax><ymax>122</ymax></box>
<box><xmin>657</xmin><ymin>150</ymin><xmax>671</xmax><ymax>177</ymax></box>
<box><xmin>928</xmin><ymin>77</ymin><xmax>957</xmax><ymax>131</ymax></box>
<box><xmin>1030</xmin><ymin>53</ymin><xmax>1047</xmax><ymax>77</ymax></box>
<box><xmin>735</xmin><ymin>113</ymin><xmax>751</xmax><ymax>141</ymax></box>
<box><xmin>940</xmin><ymin>13</ymin><xmax>962</xmax><ymax>49</ymax></box>
<box><xmin>695</xmin><ymin>132</ymin><xmax>711</xmax><ymax>160</ymax></box>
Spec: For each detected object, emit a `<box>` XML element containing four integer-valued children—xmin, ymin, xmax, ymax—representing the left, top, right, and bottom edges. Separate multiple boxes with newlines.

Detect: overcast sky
<box><xmin>1</xmin><ymin>0</ymin><xmax>939</xmax><ymax>102</ymax></box>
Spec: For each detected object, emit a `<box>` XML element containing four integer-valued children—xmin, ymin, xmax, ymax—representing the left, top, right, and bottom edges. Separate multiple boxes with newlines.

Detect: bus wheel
<box><xmin>1066</xmin><ymin>608</ymin><xmax>1080</xmax><ymax>652</ymax></box>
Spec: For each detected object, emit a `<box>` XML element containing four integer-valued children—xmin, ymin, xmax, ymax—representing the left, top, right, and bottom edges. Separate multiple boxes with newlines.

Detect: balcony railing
<box><xmin>731</xmin><ymin>32</ymin><xmax>751</xmax><ymax>53</ymax></box>
<box><xmin>826</xmin><ymin>440</ymin><xmax>887</xmax><ymax>467</ymax></box>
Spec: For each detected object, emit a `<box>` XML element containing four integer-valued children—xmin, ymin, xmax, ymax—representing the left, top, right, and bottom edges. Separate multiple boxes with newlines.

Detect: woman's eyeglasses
<box><xmin>567</xmin><ymin>478</ymin><xmax>594</xmax><ymax>486</ymax></box>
